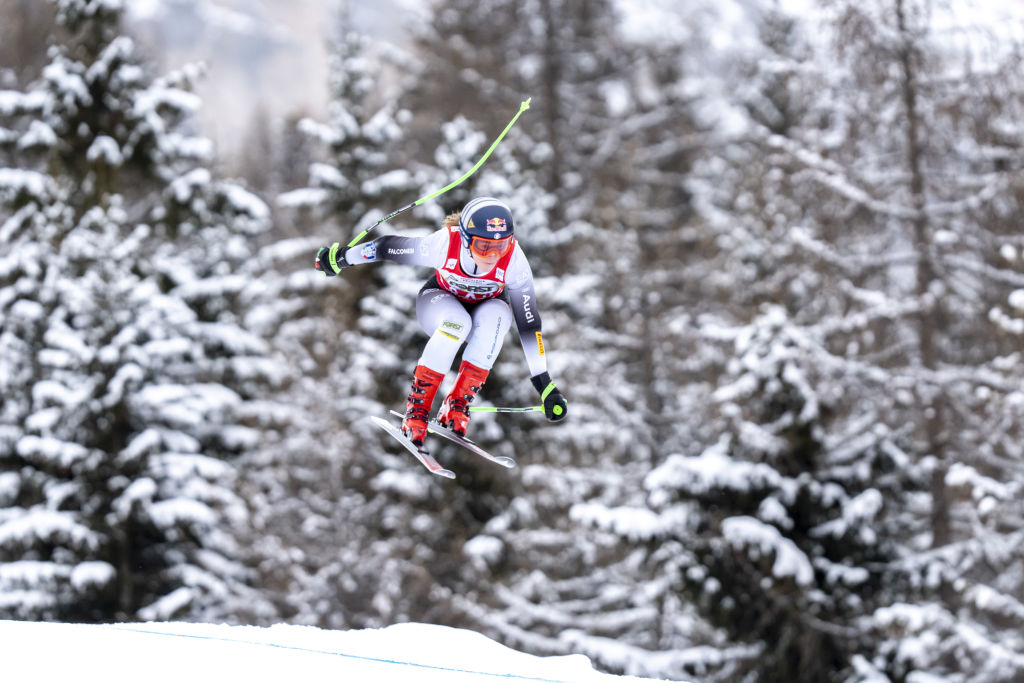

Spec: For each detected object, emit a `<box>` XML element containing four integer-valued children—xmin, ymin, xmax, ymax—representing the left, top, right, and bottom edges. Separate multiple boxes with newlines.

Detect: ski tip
<box><xmin>495</xmin><ymin>457</ymin><xmax>516</xmax><ymax>469</ymax></box>
<box><xmin>437</xmin><ymin>468</ymin><xmax>457</xmax><ymax>479</ymax></box>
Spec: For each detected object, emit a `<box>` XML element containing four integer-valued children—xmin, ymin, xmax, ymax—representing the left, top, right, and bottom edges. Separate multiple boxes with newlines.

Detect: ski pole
<box><xmin>346</xmin><ymin>97</ymin><xmax>532</xmax><ymax>248</ymax></box>
<box><xmin>469</xmin><ymin>406</ymin><xmax>543</xmax><ymax>413</ymax></box>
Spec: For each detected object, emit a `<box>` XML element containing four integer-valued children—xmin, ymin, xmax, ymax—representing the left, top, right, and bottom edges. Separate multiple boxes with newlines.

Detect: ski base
<box><xmin>388</xmin><ymin>410</ymin><xmax>516</xmax><ymax>469</ymax></box>
<box><xmin>366</xmin><ymin>416</ymin><xmax>456</xmax><ymax>479</ymax></box>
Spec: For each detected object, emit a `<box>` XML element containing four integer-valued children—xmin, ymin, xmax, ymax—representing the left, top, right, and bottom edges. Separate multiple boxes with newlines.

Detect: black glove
<box><xmin>531</xmin><ymin>372</ymin><xmax>567</xmax><ymax>422</ymax></box>
<box><xmin>315</xmin><ymin>242</ymin><xmax>351</xmax><ymax>276</ymax></box>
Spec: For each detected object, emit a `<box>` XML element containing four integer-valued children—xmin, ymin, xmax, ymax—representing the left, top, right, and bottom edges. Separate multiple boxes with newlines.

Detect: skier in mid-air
<box><xmin>315</xmin><ymin>197</ymin><xmax>568</xmax><ymax>448</ymax></box>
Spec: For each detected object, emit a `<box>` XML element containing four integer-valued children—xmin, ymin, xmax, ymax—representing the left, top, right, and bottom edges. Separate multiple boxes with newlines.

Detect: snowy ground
<box><xmin>0</xmin><ymin>620</ymin><xmax>672</xmax><ymax>683</ymax></box>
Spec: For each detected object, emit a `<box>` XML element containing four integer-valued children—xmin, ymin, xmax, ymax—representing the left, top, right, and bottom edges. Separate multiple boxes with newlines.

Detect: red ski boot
<box><xmin>437</xmin><ymin>361</ymin><xmax>489</xmax><ymax>437</ymax></box>
<box><xmin>402</xmin><ymin>365</ymin><xmax>445</xmax><ymax>447</ymax></box>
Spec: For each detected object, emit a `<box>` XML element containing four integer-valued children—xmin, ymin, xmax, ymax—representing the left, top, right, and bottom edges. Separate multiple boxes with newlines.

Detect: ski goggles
<box><xmin>469</xmin><ymin>235</ymin><xmax>513</xmax><ymax>258</ymax></box>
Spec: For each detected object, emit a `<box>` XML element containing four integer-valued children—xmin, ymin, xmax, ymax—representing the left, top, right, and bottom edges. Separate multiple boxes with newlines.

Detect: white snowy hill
<box><xmin>0</xmin><ymin>620</ymin><xmax>672</xmax><ymax>683</ymax></box>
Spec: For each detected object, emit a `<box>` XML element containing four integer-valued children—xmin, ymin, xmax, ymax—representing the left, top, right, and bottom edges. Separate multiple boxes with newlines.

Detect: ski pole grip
<box><xmin>541</xmin><ymin>383</ymin><xmax>564</xmax><ymax>417</ymax></box>
<box><xmin>328</xmin><ymin>242</ymin><xmax>344</xmax><ymax>272</ymax></box>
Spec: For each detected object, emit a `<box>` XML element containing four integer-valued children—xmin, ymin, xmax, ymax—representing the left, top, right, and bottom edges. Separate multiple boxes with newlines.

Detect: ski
<box><xmin>388</xmin><ymin>410</ymin><xmax>516</xmax><ymax>469</ymax></box>
<box><xmin>366</xmin><ymin>415</ymin><xmax>456</xmax><ymax>479</ymax></box>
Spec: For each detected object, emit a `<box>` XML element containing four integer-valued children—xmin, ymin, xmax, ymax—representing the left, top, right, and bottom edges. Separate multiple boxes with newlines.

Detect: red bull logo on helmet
<box><xmin>486</xmin><ymin>217</ymin><xmax>507</xmax><ymax>232</ymax></box>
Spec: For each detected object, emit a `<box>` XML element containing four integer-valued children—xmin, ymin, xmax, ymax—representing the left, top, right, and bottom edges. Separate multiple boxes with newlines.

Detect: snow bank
<box><xmin>0</xmin><ymin>620</ymin><xmax>670</xmax><ymax>683</ymax></box>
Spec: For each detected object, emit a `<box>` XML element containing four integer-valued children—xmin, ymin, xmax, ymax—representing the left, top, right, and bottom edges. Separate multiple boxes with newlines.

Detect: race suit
<box><xmin>343</xmin><ymin>227</ymin><xmax>548</xmax><ymax>376</ymax></box>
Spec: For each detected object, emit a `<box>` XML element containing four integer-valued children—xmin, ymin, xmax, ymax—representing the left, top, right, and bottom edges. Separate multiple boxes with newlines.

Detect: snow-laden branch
<box><xmin>759</xmin><ymin>129</ymin><xmax>918</xmax><ymax>220</ymax></box>
<box><xmin>923</xmin><ymin>173</ymin><xmax>1011</xmax><ymax>217</ymax></box>
<box><xmin>942</xmin><ymin>253</ymin><xmax>1024</xmax><ymax>288</ymax></box>
<box><xmin>789</xmin><ymin>225</ymin><xmax>918</xmax><ymax>276</ymax></box>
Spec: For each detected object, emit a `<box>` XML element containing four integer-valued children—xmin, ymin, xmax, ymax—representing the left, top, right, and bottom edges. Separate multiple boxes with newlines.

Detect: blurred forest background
<box><xmin>2</xmin><ymin>0</ymin><xmax>1024</xmax><ymax>681</ymax></box>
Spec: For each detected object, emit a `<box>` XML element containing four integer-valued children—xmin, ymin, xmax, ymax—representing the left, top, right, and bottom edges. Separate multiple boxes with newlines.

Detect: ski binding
<box><xmin>388</xmin><ymin>410</ymin><xmax>516</xmax><ymax>469</ymax></box>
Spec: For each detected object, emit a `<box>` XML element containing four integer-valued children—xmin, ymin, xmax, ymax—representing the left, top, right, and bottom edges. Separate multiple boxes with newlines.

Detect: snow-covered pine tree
<box><xmin>444</xmin><ymin>0</ymin><xmax>1024</xmax><ymax>678</ymax></box>
<box><xmin>623</xmin><ymin>307</ymin><xmax>908</xmax><ymax>681</ymax></box>
<box><xmin>610</xmin><ymin>0</ymin><xmax>1024</xmax><ymax>679</ymax></box>
<box><xmin>810</xmin><ymin>2</ymin><xmax>1024</xmax><ymax>678</ymax></box>
<box><xmin>0</xmin><ymin>0</ymin><xmax>276</xmax><ymax>622</ymax></box>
